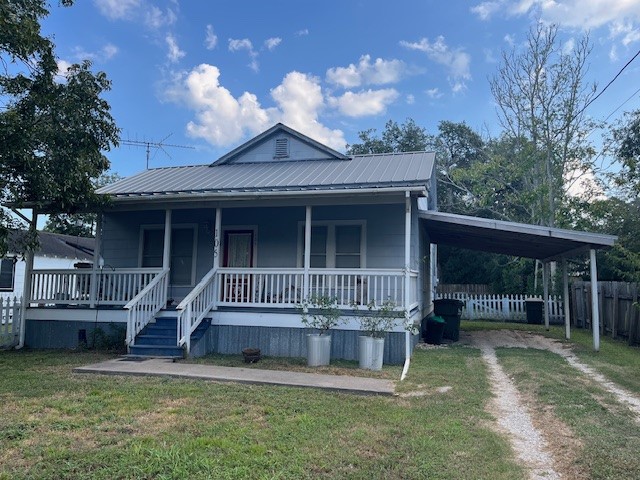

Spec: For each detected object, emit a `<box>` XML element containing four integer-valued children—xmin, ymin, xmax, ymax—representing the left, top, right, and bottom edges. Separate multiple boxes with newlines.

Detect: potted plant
<box><xmin>353</xmin><ymin>299</ymin><xmax>405</xmax><ymax>371</ymax></box>
<box><xmin>299</xmin><ymin>295</ymin><xmax>342</xmax><ymax>366</ymax></box>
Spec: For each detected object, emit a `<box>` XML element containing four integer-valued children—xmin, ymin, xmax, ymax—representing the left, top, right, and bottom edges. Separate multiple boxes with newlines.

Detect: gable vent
<box><xmin>274</xmin><ymin>138</ymin><xmax>289</xmax><ymax>158</ymax></box>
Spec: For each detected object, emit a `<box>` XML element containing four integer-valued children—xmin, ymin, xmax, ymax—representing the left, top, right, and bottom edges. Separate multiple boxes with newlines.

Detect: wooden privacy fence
<box><xmin>571</xmin><ymin>281</ymin><xmax>639</xmax><ymax>345</ymax></box>
<box><xmin>436</xmin><ymin>292</ymin><xmax>565</xmax><ymax>322</ymax></box>
<box><xmin>0</xmin><ymin>296</ymin><xmax>21</xmax><ymax>348</ymax></box>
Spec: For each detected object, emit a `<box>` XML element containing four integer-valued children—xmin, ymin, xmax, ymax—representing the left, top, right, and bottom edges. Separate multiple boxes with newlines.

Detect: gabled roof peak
<box><xmin>211</xmin><ymin>123</ymin><xmax>348</xmax><ymax>166</ymax></box>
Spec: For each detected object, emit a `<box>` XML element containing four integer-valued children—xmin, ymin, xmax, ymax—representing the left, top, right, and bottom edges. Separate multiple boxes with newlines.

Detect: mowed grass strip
<box><xmin>462</xmin><ymin>320</ymin><xmax>640</xmax><ymax>395</ymax></box>
<box><xmin>0</xmin><ymin>348</ymin><xmax>522</xmax><ymax>480</ymax></box>
<box><xmin>497</xmin><ymin>347</ymin><xmax>640</xmax><ymax>479</ymax></box>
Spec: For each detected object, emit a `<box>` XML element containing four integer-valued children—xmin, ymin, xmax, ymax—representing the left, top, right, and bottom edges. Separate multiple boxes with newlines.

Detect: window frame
<box><xmin>297</xmin><ymin>220</ymin><xmax>366</xmax><ymax>269</ymax></box>
<box><xmin>0</xmin><ymin>258</ymin><xmax>16</xmax><ymax>292</ymax></box>
<box><xmin>138</xmin><ymin>224</ymin><xmax>198</xmax><ymax>287</ymax></box>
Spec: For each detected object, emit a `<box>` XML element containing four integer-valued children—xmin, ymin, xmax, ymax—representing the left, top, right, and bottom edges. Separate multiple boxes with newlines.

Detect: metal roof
<box><xmin>419</xmin><ymin>210</ymin><xmax>616</xmax><ymax>260</ymax></box>
<box><xmin>8</xmin><ymin>231</ymin><xmax>94</xmax><ymax>260</ymax></box>
<box><xmin>98</xmin><ymin>151</ymin><xmax>435</xmax><ymax>199</ymax></box>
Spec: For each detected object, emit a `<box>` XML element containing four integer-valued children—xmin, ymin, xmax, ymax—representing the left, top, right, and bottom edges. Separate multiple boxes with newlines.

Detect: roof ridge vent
<box><xmin>274</xmin><ymin>137</ymin><xmax>289</xmax><ymax>159</ymax></box>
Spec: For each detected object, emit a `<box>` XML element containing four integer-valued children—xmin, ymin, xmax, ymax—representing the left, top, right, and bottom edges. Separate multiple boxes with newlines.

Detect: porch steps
<box><xmin>129</xmin><ymin>316</ymin><xmax>211</xmax><ymax>358</ymax></box>
<box><xmin>129</xmin><ymin>317</ymin><xmax>183</xmax><ymax>358</ymax></box>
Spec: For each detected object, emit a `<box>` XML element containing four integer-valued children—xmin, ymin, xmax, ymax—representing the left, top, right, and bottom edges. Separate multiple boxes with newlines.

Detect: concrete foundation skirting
<box><xmin>191</xmin><ymin>324</ymin><xmax>411</xmax><ymax>365</ymax></box>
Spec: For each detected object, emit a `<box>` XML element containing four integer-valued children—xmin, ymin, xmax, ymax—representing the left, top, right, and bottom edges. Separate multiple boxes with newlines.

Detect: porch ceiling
<box><xmin>419</xmin><ymin>210</ymin><xmax>616</xmax><ymax>260</ymax></box>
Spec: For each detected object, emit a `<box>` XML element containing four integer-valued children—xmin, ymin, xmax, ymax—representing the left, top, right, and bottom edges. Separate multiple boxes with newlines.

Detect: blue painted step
<box><xmin>130</xmin><ymin>317</ymin><xmax>183</xmax><ymax>358</ymax></box>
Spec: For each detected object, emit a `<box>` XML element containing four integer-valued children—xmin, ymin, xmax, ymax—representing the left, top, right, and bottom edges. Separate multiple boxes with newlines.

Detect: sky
<box><xmin>42</xmin><ymin>0</ymin><xmax>640</xmax><ymax>178</ymax></box>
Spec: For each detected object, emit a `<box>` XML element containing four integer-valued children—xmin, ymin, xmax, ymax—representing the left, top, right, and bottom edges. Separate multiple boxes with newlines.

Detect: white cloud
<box><xmin>228</xmin><ymin>38</ymin><xmax>253</xmax><ymax>52</ymax></box>
<box><xmin>504</xmin><ymin>34</ymin><xmax>515</xmax><ymax>46</ymax></box>
<box><xmin>610</xmin><ymin>21</ymin><xmax>640</xmax><ymax>46</ymax></box>
<box><xmin>72</xmin><ymin>43</ymin><xmax>119</xmax><ymax>62</ymax></box>
<box><xmin>166</xmin><ymin>34</ymin><xmax>185</xmax><ymax>63</ymax></box>
<box><xmin>472</xmin><ymin>0</ymin><xmax>640</xmax><ymax>32</ymax></box>
<box><xmin>326</xmin><ymin>55</ymin><xmax>406</xmax><ymax>88</ymax></box>
<box><xmin>205</xmin><ymin>25</ymin><xmax>218</xmax><ymax>50</ymax></box>
<box><xmin>94</xmin><ymin>0</ymin><xmax>140</xmax><ymax>20</ymax></box>
<box><xmin>328</xmin><ymin>89</ymin><xmax>399</xmax><ymax>117</ymax></box>
<box><xmin>264</xmin><ymin>37</ymin><xmax>282</xmax><ymax>51</ymax></box>
<box><xmin>406</xmin><ymin>94</ymin><xmax>415</xmax><ymax>105</ymax></box>
<box><xmin>295</xmin><ymin>29</ymin><xmax>309</xmax><ymax>36</ymax></box>
<box><xmin>562</xmin><ymin>38</ymin><xmax>575</xmax><ymax>54</ymax></box>
<box><xmin>165</xmin><ymin>65</ymin><xmax>346</xmax><ymax>150</ymax></box>
<box><xmin>56</xmin><ymin>59</ymin><xmax>72</xmax><ymax>79</ymax></box>
<box><xmin>145</xmin><ymin>6</ymin><xmax>177</xmax><ymax>29</ymax></box>
<box><xmin>484</xmin><ymin>48</ymin><xmax>498</xmax><ymax>63</ymax></box>
<box><xmin>609</xmin><ymin>45</ymin><xmax>619</xmax><ymax>62</ymax></box>
<box><xmin>426</xmin><ymin>88</ymin><xmax>443</xmax><ymax>99</ymax></box>
<box><xmin>229</xmin><ymin>38</ymin><xmax>259</xmax><ymax>71</ymax></box>
<box><xmin>400</xmin><ymin>36</ymin><xmax>471</xmax><ymax>92</ymax></box>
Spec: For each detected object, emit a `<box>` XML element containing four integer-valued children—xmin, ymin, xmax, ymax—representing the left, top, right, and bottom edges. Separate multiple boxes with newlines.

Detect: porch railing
<box><xmin>124</xmin><ymin>269</ymin><xmax>169</xmax><ymax>347</ymax></box>
<box><xmin>217</xmin><ymin>268</ymin><xmax>413</xmax><ymax>309</ymax></box>
<box><xmin>176</xmin><ymin>267</ymin><xmax>218</xmax><ymax>353</ymax></box>
<box><xmin>30</xmin><ymin>268</ymin><xmax>161</xmax><ymax>306</ymax></box>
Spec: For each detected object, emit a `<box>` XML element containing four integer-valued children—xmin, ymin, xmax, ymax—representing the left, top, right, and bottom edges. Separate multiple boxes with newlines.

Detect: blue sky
<box><xmin>43</xmin><ymin>0</ymin><xmax>640</xmax><ymax>178</ymax></box>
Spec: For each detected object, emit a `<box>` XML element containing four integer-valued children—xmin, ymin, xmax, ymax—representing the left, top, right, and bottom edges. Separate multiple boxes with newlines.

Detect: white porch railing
<box><xmin>217</xmin><ymin>268</ymin><xmax>412</xmax><ymax>309</ymax></box>
<box><xmin>0</xmin><ymin>296</ymin><xmax>21</xmax><ymax>348</ymax></box>
<box><xmin>124</xmin><ymin>269</ymin><xmax>169</xmax><ymax>347</ymax></box>
<box><xmin>436</xmin><ymin>293</ymin><xmax>564</xmax><ymax>322</ymax></box>
<box><xmin>30</xmin><ymin>268</ymin><xmax>161</xmax><ymax>306</ymax></box>
<box><xmin>176</xmin><ymin>267</ymin><xmax>218</xmax><ymax>354</ymax></box>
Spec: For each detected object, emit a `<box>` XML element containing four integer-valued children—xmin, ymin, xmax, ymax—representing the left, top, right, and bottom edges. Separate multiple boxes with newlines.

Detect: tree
<box><xmin>44</xmin><ymin>172</ymin><xmax>122</xmax><ymax>237</ymax></box>
<box><xmin>0</xmin><ymin>0</ymin><xmax>119</xmax><ymax>255</ymax></box>
<box><xmin>346</xmin><ymin>118</ymin><xmax>430</xmax><ymax>154</ymax></box>
<box><xmin>611</xmin><ymin>109</ymin><xmax>640</xmax><ymax>197</ymax></box>
<box><xmin>490</xmin><ymin>23</ymin><xmax>597</xmax><ymax>227</ymax></box>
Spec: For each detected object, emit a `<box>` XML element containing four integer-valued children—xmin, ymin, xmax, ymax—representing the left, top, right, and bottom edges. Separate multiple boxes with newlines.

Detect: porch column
<box><xmin>18</xmin><ymin>210</ymin><xmax>37</xmax><ymax>349</ymax></box>
<box><xmin>542</xmin><ymin>261</ymin><xmax>550</xmax><ymax>331</ymax></box>
<box><xmin>590</xmin><ymin>248</ymin><xmax>600</xmax><ymax>351</ymax></box>
<box><xmin>89</xmin><ymin>213</ymin><xmax>103</xmax><ymax>308</ymax></box>
<box><xmin>562</xmin><ymin>257</ymin><xmax>571</xmax><ymax>340</ymax></box>
<box><xmin>404</xmin><ymin>192</ymin><xmax>411</xmax><ymax>362</ymax></box>
<box><xmin>213</xmin><ymin>208</ymin><xmax>222</xmax><ymax>270</ymax></box>
<box><xmin>162</xmin><ymin>209</ymin><xmax>172</xmax><ymax>270</ymax></box>
<box><xmin>303</xmin><ymin>206</ymin><xmax>312</xmax><ymax>300</ymax></box>
<box><xmin>430</xmin><ymin>243</ymin><xmax>438</xmax><ymax>308</ymax></box>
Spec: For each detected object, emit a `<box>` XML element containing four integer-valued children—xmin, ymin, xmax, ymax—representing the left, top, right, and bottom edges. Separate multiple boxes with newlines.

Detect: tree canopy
<box><xmin>0</xmin><ymin>0</ymin><xmax>119</xmax><ymax>255</ymax></box>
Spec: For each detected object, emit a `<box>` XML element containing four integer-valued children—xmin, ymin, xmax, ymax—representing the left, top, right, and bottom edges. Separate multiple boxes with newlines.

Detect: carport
<box><xmin>419</xmin><ymin>210</ymin><xmax>617</xmax><ymax>351</ymax></box>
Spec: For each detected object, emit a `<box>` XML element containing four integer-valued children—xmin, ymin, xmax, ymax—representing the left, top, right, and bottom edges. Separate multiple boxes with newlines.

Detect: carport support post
<box><xmin>562</xmin><ymin>258</ymin><xmax>571</xmax><ymax>340</ymax></box>
<box><xmin>401</xmin><ymin>192</ymin><xmax>411</xmax><ymax>381</ymax></box>
<box><xmin>18</xmin><ymin>210</ymin><xmax>37</xmax><ymax>349</ymax></box>
<box><xmin>89</xmin><ymin>213</ymin><xmax>102</xmax><ymax>308</ymax></box>
<box><xmin>590</xmin><ymin>248</ymin><xmax>600</xmax><ymax>352</ymax></box>
<box><xmin>542</xmin><ymin>261</ymin><xmax>550</xmax><ymax>331</ymax></box>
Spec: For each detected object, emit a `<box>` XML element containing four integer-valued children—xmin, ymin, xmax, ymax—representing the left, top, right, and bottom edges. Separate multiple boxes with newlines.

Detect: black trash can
<box><xmin>434</xmin><ymin>299</ymin><xmax>464</xmax><ymax>342</ymax></box>
<box><xmin>525</xmin><ymin>298</ymin><xmax>544</xmax><ymax>324</ymax></box>
<box><xmin>424</xmin><ymin>316</ymin><xmax>446</xmax><ymax>345</ymax></box>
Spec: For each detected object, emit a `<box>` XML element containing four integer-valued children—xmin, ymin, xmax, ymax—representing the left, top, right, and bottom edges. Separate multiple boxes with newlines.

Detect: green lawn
<box><xmin>0</xmin><ymin>348</ymin><xmax>522</xmax><ymax>480</ymax></box>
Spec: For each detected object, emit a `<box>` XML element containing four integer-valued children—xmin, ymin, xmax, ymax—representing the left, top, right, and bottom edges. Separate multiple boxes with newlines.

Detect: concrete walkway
<box><xmin>74</xmin><ymin>357</ymin><xmax>396</xmax><ymax>396</ymax></box>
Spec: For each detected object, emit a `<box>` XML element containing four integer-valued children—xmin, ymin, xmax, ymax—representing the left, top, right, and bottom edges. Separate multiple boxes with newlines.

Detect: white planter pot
<box><xmin>307</xmin><ymin>334</ymin><xmax>331</xmax><ymax>366</ymax></box>
<box><xmin>359</xmin><ymin>336</ymin><xmax>385</xmax><ymax>371</ymax></box>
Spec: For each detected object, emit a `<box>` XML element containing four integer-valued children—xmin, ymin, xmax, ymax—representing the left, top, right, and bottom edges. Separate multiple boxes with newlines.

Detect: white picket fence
<box><xmin>436</xmin><ymin>293</ymin><xmax>565</xmax><ymax>322</ymax></box>
<box><xmin>0</xmin><ymin>296</ymin><xmax>21</xmax><ymax>348</ymax></box>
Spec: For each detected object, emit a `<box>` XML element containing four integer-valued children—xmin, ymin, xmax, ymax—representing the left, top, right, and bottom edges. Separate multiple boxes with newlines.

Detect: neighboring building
<box><xmin>21</xmin><ymin>124</ymin><xmax>616</xmax><ymax>361</ymax></box>
<box><xmin>1</xmin><ymin>231</ymin><xmax>94</xmax><ymax>302</ymax></box>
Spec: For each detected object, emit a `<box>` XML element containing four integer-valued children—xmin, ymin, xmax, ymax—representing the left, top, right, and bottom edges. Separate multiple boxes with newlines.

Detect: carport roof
<box><xmin>419</xmin><ymin>210</ymin><xmax>616</xmax><ymax>260</ymax></box>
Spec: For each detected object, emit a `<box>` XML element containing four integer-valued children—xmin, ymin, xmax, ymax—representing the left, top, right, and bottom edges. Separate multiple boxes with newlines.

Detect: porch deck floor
<box><xmin>74</xmin><ymin>358</ymin><xmax>396</xmax><ymax>396</ymax></box>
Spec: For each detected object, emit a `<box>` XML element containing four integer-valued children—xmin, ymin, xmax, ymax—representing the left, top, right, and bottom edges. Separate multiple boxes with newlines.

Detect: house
<box><xmin>1</xmin><ymin>230</ymin><xmax>94</xmax><ymax>302</ymax></box>
<box><xmin>21</xmin><ymin>123</ymin><xmax>616</xmax><ymax>362</ymax></box>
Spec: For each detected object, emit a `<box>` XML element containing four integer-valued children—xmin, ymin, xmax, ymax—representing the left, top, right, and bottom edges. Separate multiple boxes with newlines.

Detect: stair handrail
<box><xmin>176</xmin><ymin>266</ymin><xmax>218</xmax><ymax>354</ymax></box>
<box><xmin>124</xmin><ymin>268</ymin><xmax>170</xmax><ymax>347</ymax></box>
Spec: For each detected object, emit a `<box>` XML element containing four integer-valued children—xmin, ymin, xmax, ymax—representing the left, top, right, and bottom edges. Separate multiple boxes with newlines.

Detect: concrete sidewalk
<box><xmin>74</xmin><ymin>358</ymin><xmax>396</xmax><ymax>396</ymax></box>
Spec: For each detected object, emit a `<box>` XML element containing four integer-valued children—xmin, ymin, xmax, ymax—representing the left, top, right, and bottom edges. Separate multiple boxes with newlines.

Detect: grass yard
<box><xmin>0</xmin><ymin>348</ymin><xmax>522</xmax><ymax>480</ymax></box>
<box><xmin>462</xmin><ymin>320</ymin><xmax>640</xmax><ymax>395</ymax></box>
<box><xmin>498</xmin><ymin>348</ymin><xmax>640</xmax><ymax>479</ymax></box>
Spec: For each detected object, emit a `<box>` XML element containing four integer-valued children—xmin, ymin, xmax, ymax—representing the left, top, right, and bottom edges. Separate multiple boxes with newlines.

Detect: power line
<box><xmin>604</xmin><ymin>86</ymin><xmax>640</xmax><ymax>122</ymax></box>
<box><xmin>583</xmin><ymin>47</ymin><xmax>640</xmax><ymax>113</ymax></box>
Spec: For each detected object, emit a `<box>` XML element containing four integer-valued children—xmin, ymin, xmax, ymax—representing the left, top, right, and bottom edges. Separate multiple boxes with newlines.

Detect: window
<box><xmin>299</xmin><ymin>222</ymin><xmax>365</xmax><ymax>268</ymax></box>
<box><xmin>0</xmin><ymin>258</ymin><xmax>15</xmax><ymax>291</ymax></box>
<box><xmin>140</xmin><ymin>226</ymin><xmax>196</xmax><ymax>286</ymax></box>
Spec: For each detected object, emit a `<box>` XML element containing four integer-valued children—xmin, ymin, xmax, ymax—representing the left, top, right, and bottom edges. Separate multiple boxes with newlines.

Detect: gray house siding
<box><xmin>101</xmin><ymin>202</ymin><xmax>416</xmax><ymax>276</ymax></box>
<box><xmin>232</xmin><ymin>135</ymin><xmax>332</xmax><ymax>163</ymax></box>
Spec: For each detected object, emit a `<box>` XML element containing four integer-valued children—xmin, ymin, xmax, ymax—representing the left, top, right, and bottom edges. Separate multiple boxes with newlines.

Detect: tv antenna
<box><xmin>120</xmin><ymin>133</ymin><xmax>195</xmax><ymax>169</ymax></box>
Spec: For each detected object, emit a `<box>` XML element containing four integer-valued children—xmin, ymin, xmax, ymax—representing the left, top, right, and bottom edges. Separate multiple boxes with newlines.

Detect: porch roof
<box><xmin>97</xmin><ymin>151</ymin><xmax>435</xmax><ymax>200</ymax></box>
<box><xmin>419</xmin><ymin>210</ymin><xmax>616</xmax><ymax>260</ymax></box>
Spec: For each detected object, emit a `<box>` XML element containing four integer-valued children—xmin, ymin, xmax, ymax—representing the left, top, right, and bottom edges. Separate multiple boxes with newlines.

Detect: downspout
<box><xmin>401</xmin><ymin>191</ymin><xmax>411</xmax><ymax>381</ymax></box>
